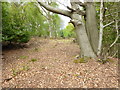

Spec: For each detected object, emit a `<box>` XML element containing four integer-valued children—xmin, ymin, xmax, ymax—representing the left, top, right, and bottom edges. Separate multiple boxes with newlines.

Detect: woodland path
<box><xmin>2</xmin><ymin>37</ymin><xmax>118</xmax><ymax>88</ymax></box>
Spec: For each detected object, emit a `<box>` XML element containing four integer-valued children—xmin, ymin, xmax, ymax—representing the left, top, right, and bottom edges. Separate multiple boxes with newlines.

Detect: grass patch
<box><xmin>12</xmin><ymin>65</ymin><xmax>30</xmax><ymax>76</ymax></box>
<box><xmin>19</xmin><ymin>56</ymin><xmax>28</xmax><ymax>59</ymax></box>
<box><xmin>30</xmin><ymin>58</ymin><xmax>37</xmax><ymax>62</ymax></box>
<box><xmin>73</xmin><ymin>57</ymin><xmax>90</xmax><ymax>63</ymax></box>
<box><xmin>12</xmin><ymin>69</ymin><xmax>19</xmax><ymax>76</ymax></box>
<box><xmin>73</xmin><ymin>58</ymin><xmax>86</xmax><ymax>63</ymax></box>
<box><xmin>22</xmin><ymin>65</ymin><xmax>30</xmax><ymax>71</ymax></box>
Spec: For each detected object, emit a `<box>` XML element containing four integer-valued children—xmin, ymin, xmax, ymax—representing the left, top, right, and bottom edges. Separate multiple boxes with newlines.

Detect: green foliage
<box><xmin>61</xmin><ymin>23</ymin><xmax>75</xmax><ymax>38</ymax></box>
<box><xmin>2</xmin><ymin>2</ymin><xmax>63</xmax><ymax>43</ymax></box>
<box><xmin>2</xmin><ymin>1</ymin><xmax>75</xmax><ymax>43</ymax></box>
<box><xmin>95</xmin><ymin>2</ymin><xmax>119</xmax><ymax>56</ymax></box>
<box><xmin>2</xmin><ymin>2</ymin><xmax>31</xmax><ymax>43</ymax></box>
<box><xmin>23</xmin><ymin>2</ymin><xmax>49</xmax><ymax>37</ymax></box>
<box><xmin>95</xmin><ymin>2</ymin><xmax>118</xmax><ymax>44</ymax></box>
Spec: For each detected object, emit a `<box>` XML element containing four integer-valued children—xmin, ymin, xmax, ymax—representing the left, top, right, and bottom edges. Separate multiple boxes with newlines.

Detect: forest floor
<box><xmin>2</xmin><ymin>37</ymin><xmax>119</xmax><ymax>88</ymax></box>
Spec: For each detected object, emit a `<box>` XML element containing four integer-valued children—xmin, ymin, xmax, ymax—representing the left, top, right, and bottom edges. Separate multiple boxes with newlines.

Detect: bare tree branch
<box><xmin>40</xmin><ymin>6</ymin><xmax>50</xmax><ymax>19</ymax></box>
<box><xmin>67</xmin><ymin>6</ymin><xmax>76</xmax><ymax>12</ymax></box>
<box><xmin>110</xmin><ymin>34</ymin><xmax>120</xmax><ymax>48</ymax></box>
<box><xmin>35</xmin><ymin>2</ymin><xmax>49</xmax><ymax>20</ymax></box>
<box><xmin>103</xmin><ymin>20</ymin><xmax>115</xmax><ymax>28</ymax></box>
<box><xmin>37</xmin><ymin>1</ymin><xmax>72</xmax><ymax>17</ymax></box>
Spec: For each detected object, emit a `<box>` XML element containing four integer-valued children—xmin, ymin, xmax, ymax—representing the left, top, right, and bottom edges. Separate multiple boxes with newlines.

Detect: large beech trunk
<box><xmin>85</xmin><ymin>2</ymin><xmax>99</xmax><ymax>55</ymax></box>
<box><xmin>71</xmin><ymin>2</ymin><xmax>96</xmax><ymax>58</ymax></box>
<box><xmin>74</xmin><ymin>21</ymin><xmax>96</xmax><ymax>57</ymax></box>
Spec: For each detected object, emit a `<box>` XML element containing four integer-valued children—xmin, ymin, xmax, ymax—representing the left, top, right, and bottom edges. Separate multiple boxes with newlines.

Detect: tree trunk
<box><xmin>74</xmin><ymin>21</ymin><xmax>96</xmax><ymax>57</ymax></box>
<box><xmin>49</xmin><ymin>27</ymin><xmax>52</xmax><ymax>38</ymax></box>
<box><xmin>97</xmin><ymin>0</ymin><xmax>104</xmax><ymax>56</ymax></box>
<box><xmin>71</xmin><ymin>2</ymin><xmax>96</xmax><ymax>57</ymax></box>
<box><xmin>85</xmin><ymin>2</ymin><xmax>99</xmax><ymax>55</ymax></box>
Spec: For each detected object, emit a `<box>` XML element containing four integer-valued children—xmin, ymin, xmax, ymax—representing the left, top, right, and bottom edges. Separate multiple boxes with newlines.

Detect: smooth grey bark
<box><xmin>70</xmin><ymin>2</ymin><xmax>96</xmax><ymax>57</ymax></box>
<box><xmin>85</xmin><ymin>2</ymin><xmax>99</xmax><ymax>55</ymax></box>
<box><xmin>71</xmin><ymin>15</ymin><xmax>96</xmax><ymax>57</ymax></box>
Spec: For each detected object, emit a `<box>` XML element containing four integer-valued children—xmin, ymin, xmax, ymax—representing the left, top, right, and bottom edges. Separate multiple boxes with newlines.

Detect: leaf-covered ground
<box><xmin>2</xmin><ymin>37</ymin><xmax>119</xmax><ymax>88</ymax></box>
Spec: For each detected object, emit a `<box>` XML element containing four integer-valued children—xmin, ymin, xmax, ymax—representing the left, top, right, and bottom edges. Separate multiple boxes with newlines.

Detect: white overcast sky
<box><xmin>57</xmin><ymin>0</ymin><xmax>71</xmax><ymax>29</ymax></box>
